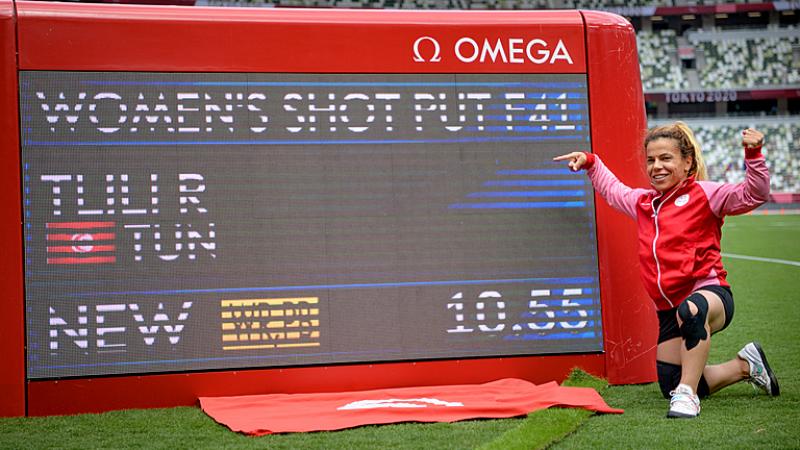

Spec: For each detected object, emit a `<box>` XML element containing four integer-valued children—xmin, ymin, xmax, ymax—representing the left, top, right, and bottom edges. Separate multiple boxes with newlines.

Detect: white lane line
<box><xmin>722</xmin><ymin>253</ymin><xmax>800</xmax><ymax>267</ymax></box>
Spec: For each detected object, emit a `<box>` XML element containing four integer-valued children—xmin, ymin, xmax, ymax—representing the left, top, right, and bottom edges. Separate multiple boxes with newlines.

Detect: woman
<box><xmin>554</xmin><ymin>122</ymin><xmax>779</xmax><ymax>419</ymax></box>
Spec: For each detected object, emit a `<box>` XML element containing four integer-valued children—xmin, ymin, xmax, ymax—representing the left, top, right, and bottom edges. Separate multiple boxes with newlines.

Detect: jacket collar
<box><xmin>651</xmin><ymin>176</ymin><xmax>693</xmax><ymax>209</ymax></box>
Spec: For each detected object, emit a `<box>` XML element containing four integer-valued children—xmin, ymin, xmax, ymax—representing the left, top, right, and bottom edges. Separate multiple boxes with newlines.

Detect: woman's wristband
<box><xmin>582</xmin><ymin>152</ymin><xmax>596</xmax><ymax>170</ymax></box>
<box><xmin>744</xmin><ymin>144</ymin><xmax>763</xmax><ymax>160</ymax></box>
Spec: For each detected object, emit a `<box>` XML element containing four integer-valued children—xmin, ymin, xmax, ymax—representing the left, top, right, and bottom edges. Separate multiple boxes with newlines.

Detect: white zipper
<box><xmin>651</xmin><ymin>182</ymin><xmax>685</xmax><ymax>308</ymax></box>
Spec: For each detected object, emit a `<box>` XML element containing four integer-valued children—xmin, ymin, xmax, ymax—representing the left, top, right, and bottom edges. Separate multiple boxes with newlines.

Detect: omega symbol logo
<box><xmin>675</xmin><ymin>194</ymin><xmax>690</xmax><ymax>207</ymax></box>
<box><xmin>413</xmin><ymin>36</ymin><xmax>442</xmax><ymax>63</ymax></box>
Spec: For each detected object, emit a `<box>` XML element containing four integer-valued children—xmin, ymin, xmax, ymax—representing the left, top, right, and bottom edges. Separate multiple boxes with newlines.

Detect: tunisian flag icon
<box><xmin>45</xmin><ymin>221</ymin><xmax>116</xmax><ymax>264</ymax></box>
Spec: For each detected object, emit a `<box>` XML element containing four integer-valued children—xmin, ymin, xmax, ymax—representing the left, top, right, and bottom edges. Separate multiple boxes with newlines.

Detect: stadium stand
<box><xmin>691</xmin><ymin>27</ymin><xmax>800</xmax><ymax>89</ymax></box>
<box><xmin>637</xmin><ymin>29</ymin><xmax>690</xmax><ymax>91</ymax></box>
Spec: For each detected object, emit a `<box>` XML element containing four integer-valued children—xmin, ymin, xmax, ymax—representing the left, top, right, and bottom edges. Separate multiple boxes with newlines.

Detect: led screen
<box><xmin>21</xmin><ymin>72</ymin><xmax>601</xmax><ymax>379</ymax></box>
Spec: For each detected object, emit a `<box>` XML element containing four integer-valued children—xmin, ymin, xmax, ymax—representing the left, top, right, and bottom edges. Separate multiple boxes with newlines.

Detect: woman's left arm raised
<box><xmin>702</xmin><ymin>128</ymin><xmax>771</xmax><ymax>217</ymax></box>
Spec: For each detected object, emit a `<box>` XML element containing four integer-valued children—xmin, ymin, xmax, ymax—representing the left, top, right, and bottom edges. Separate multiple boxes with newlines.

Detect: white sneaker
<box><xmin>667</xmin><ymin>384</ymin><xmax>700</xmax><ymax>419</ymax></box>
<box><xmin>738</xmin><ymin>342</ymin><xmax>780</xmax><ymax>396</ymax></box>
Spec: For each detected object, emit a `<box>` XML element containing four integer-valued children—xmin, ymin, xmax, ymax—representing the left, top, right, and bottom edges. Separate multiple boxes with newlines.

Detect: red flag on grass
<box><xmin>200</xmin><ymin>378</ymin><xmax>622</xmax><ymax>435</ymax></box>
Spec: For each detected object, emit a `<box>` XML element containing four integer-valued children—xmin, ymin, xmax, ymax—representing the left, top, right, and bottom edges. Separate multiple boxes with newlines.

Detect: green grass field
<box><xmin>1</xmin><ymin>214</ymin><xmax>798</xmax><ymax>449</ymax></box>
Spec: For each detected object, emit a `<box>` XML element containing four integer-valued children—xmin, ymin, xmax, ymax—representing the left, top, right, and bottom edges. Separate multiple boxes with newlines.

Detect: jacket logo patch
<box><xmin>675</xmin><ymin>194</ymin><xmax>690</xmax><ymax>207</ymax></box>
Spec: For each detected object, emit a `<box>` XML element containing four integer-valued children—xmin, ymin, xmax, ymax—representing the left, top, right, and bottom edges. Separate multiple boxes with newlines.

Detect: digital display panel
<box><xmin>21</xmin><ymin>72</ymin><xmax>601</xmax><ymax>379</ymax></box>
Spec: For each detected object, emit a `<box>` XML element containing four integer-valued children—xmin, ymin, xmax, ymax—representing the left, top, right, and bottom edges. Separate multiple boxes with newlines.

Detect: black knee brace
<box><xmin>677</xmin><ymin>293</ymin><xmax>709</xmax><ymax>351</ymax></box>
<box><xmin>656</xmin><ymin>361</ymin><xmax>710</xmax><ymax>399</ymax></box>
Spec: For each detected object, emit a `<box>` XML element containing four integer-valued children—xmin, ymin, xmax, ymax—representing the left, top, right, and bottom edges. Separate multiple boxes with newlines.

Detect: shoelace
<box><xmin>744</xmin><ymin>364</ymin><xmax>771</xmax><ymax>393</ymax></box>
<box><xmin>669</xmin><ymin>392</ymin><xmax>698</xmax><ymax>407</ymax></box>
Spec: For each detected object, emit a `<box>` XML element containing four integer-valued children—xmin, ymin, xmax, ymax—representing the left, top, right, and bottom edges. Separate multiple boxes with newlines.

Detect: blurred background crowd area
<box><xmin>47</xmin><ymin>0</ymin><xmax>800</xmax><ymax>198</ymax></box>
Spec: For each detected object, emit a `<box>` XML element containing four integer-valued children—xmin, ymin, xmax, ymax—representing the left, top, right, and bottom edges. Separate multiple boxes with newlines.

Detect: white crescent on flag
<box><xmin>337</xmin><ymin>398</ymin><xmax>464</xmax><ymax>410</ymax></box>
<box><xmin>70</xmin><ymin>233</ymin><xmax>95</xmax><ymax>253</ymax></box>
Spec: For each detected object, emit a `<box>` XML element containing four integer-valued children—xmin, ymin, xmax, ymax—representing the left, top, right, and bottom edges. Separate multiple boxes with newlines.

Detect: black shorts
<box><xmin>657</xmin><ymin>285</ymin><xmax>734</xmax><ymax>344</ymax></box>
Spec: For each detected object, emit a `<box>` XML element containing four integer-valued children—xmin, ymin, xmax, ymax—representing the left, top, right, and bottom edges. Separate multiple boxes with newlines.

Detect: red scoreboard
<box><xmin>0</xmin><ymin>0</ymin><xmax>654</xmax><ymax>416</ymax></box>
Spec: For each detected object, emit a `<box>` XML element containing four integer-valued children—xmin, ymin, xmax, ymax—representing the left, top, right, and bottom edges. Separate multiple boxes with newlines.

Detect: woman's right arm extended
<box><xmin>553</xmin><ymin>152</ymin><xmax>647</xmax><ymax>219</ymax></box>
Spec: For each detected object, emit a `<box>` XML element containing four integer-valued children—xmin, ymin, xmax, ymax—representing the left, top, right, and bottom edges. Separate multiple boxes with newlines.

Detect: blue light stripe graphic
<box><xmin>466</xmin><ymin>190</ymin><xmax>584</xmax><ymax>198</ymax></box>
<box><xmin>70</xmin><ymin>276</ymin><xmax>596</xmax><ymax>298</ymax></box>
<box><xmin>496</xmin><ymin>169</ymin><xmax>577</xmax><ymax>175</ymax></box>
<box><xmin>522</xmin><ymin>310</ymin><xmax>597</xmax><ymax>319</ymax></box>
<box><xmin>24</xmin><ymin>135</ymin><xmax>584</xmax><ymax>147</ymax></box>
<box><xmin>551</xmin><ymin>104</ymin><xmax>585</xmax><ymax>110</ymax></box>
<box><xmin>449</xmin><ymin>201</ymin><xmax>586</xmax><ymax>209</ymax></box>
<box><xmin>483</xmin><ymin>114</ymin><xmax>584</xmax><ymax>121</ymax></box>
<box><xmin>491</xmin><ymin>104</ymin><xmax>586</xmax><ymax>111</ymax></box>
<box><xmin>484</xmin><ymin>180</ymin><xmax>585</xmax><ymax>187</ymax></box>
<box><xmin>521</xmin><ymin>93</ymin><xmax>587</xmax><ymax>99</ymax></box>
<box><xmin>504</xmin><ymin>331</ymin><xmax>597</xmax><ymax>340</ymax></box>
<box><xmin>529</xmin><ymin>297</ymin><xmax>595</xmax><ymax>305</ymax></box>
<box><xmin>470</xmin><ymin>125</ymin><xmax>583</xmax><ymax>132</ymax></box>
<box><xmin>554</xmin><ymin>289</ymin><xmax>594</xmax><ymax>295</ymax></box>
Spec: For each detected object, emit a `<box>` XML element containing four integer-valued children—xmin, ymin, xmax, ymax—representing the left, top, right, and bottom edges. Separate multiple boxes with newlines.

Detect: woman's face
<box><xmin>646</xmin><ymin>138</ymin><xmax>693</xmax><ymax>193</ymax></box>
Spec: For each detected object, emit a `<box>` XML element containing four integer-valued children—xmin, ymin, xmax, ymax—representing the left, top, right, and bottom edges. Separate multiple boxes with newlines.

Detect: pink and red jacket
<box><xmin>583</xmin><ymin>148</ymin><xmax>770</xmax><ymax>311</ymax></box>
